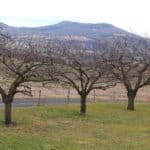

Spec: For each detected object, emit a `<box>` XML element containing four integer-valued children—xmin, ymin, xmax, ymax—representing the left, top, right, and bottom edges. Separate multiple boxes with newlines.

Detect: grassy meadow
<box><xmin>0</xmin><ymin>103</ymin><xmax>150</xmax><ymax>150</ymax></box>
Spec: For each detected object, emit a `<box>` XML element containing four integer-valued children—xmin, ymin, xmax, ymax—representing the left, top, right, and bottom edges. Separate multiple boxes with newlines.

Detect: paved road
<box><xmin>0</xmin><ymin>99</ymin><xmax>81</xmax><ymax>107</ymax></box>
<box><xmin>0</xmin><ymin>98</ymin><xmax>131</xmax><ymax>107</ymax></box>
<box><xmin>0</xmin><ymin>99</ymin><xmax>147</xmax><ymax>107</ymax></box>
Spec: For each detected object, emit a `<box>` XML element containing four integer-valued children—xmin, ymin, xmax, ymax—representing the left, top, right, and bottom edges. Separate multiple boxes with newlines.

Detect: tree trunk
<box><xmin>80</xmin><ymin>95</ymin><xmax>86</xmax><ymax>114</ymax></box>
<box><xmin>4</xmin><ymin>102</ymin><xmax>12</xmax><ymax>125</ymax></box>
<box><xmin>127</xmin><ymin>91</ymin><xmax>136</xmax><ymax>111</ymax></box>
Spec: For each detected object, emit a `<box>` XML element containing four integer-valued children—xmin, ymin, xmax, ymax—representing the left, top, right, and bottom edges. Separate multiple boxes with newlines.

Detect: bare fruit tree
<box><xmin>103</xmin><ymin>37</ymin><xmax>150</xmax><ymax>110</ymax></box>
<box><xmin>45</xmin><ymin>41</ymin><xmax>115</xmax><ymax>114</ymax></box>
<box><xmin>0</xmin><ymin>35</ymin><xmax>47</xmax><ymax>125</ymax></box>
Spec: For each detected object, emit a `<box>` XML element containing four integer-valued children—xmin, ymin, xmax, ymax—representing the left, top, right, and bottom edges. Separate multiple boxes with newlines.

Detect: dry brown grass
<box><xmin>14</xmin><ymin>83</ymin><xmax>150</xmax><ymax>102</ymax></box>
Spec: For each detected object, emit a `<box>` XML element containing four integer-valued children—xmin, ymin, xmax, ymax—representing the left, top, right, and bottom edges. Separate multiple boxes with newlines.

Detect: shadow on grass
<box><xmin>0</xmin><ymin>120</ymin><xmax>17</xmax><ymax>127</ymax></box>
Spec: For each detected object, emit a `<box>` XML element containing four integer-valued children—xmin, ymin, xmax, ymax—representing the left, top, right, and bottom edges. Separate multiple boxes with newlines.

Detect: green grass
<box><xmin>0</xmin><ymin>103</ymin><xmax>150</xmax><ymax>150</ymax></box>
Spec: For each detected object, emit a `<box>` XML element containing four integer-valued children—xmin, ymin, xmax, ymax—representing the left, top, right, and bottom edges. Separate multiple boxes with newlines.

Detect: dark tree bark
<box><xmin>3</xmin><ymin>95</ymin><xmax>13</xmax><ymax>125</ymax></box>
<box><xmin>80</xmin><ymin>94</ymin><xmax>87</xmax><ymax>114</ymax></box>
<box><xmin>127</xmin><ymin>90</ymin><xmax>137</xmax><ymax>111</ymax></box>
<box><xmin>4</xmin><ymin>102</ymin><xmax>12</xmax><ymax>125</ymax></box>
<box><xmin>0</xmin><ymin>33</ymin><xmax>48</xmax><ymax>125</ymax></box>
<box><xmin>45</xmin><ymin>40</ymin><xmax>115</xmax><ymax>114</ymax></box>
<box><xmin>102</xmin><ymin>37</ymin><xmax>150</xmax><ymax>111</ymax></box>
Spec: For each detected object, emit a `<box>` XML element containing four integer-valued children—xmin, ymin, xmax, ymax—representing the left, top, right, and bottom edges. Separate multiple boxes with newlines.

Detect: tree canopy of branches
<box><xmin>103</xmin><ymin>37</ymin><xmax>150</xmax><ymax>110</ymax></box>
<box><xmin>0</xmin><ymin>34</ymin><xmax>47</xmax><ymax>125</ymax></box>
<box><xmin>45</xmin><ymin>41</ymin><xmax>115</xmax><ymax>114</ymax></box>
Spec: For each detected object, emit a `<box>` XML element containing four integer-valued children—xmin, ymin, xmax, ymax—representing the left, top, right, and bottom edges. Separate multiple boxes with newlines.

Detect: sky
<box><xmin>0</xmin><ymin>0</ymin><xmax>150</xmax><ymax>36</ymax></box>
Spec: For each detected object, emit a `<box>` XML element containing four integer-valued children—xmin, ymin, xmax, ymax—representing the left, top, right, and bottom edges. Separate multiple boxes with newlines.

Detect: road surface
<box><xmin>0</xmin><ymin>98</ymin><xmax>146</xmax><ymax>107</ymax></box>
<box><xmin>0</xmin><ymin>99</ymin><xmax>81</xmax><ymax>107</ymax></box>
<box><xmin>0</xmin><ymin>98</ymin><xmax>130</xmax><ymax>107</ymax></box>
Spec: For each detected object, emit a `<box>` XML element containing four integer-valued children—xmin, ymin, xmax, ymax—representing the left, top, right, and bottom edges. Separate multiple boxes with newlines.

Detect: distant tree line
<box><xmin>0</xmin><ymin>30</ymin><xmax>150</xmax><ymax>125</ymax></box>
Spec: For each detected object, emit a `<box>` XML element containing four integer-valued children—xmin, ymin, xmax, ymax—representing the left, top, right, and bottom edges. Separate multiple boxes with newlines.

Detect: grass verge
<box><xmin>0</xmin><ymin>103</ymin><xmax>149</xmax><ymax>150</ymax></box>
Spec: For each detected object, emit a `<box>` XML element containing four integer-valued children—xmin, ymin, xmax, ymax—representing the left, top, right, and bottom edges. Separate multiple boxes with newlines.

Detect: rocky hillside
<box><xmin>0</xmin><ymin>21</ymin><xmax>140</xmax><ymax>38</ymax></box>
<box><xmin>0</xmin><ymin>21</ymin><xmax>143</xmax><ymax>50</ymax></box>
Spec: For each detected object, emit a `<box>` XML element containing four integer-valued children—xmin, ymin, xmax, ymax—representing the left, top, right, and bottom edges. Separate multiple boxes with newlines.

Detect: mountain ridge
<box><xmin>0</xmin><ymin>21</ymin><xmax>139</xmax><ymax>39</ymax></box>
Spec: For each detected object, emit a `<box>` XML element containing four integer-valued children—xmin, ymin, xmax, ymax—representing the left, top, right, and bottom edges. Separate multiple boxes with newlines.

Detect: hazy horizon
<box><xmin>0</xmin><ymin>17</ymin><xmax>123</xmax><ymax>27</ymax></box>
<box><xmin>0</xmin><ymin>0</ymin><xmax>150</xmax><ymax>36</ymax></box>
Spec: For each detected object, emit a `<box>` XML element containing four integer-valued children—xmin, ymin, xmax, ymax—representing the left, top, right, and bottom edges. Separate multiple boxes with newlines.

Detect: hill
<box><xmin>0</xmin><ymin>21</ymin><xmax>140</xmax><ymax>39</ymax></box>
<box><xmin>0</xmin><ymin>21</ymin><xmax>143</xmax><ymax>50</ymax></box>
